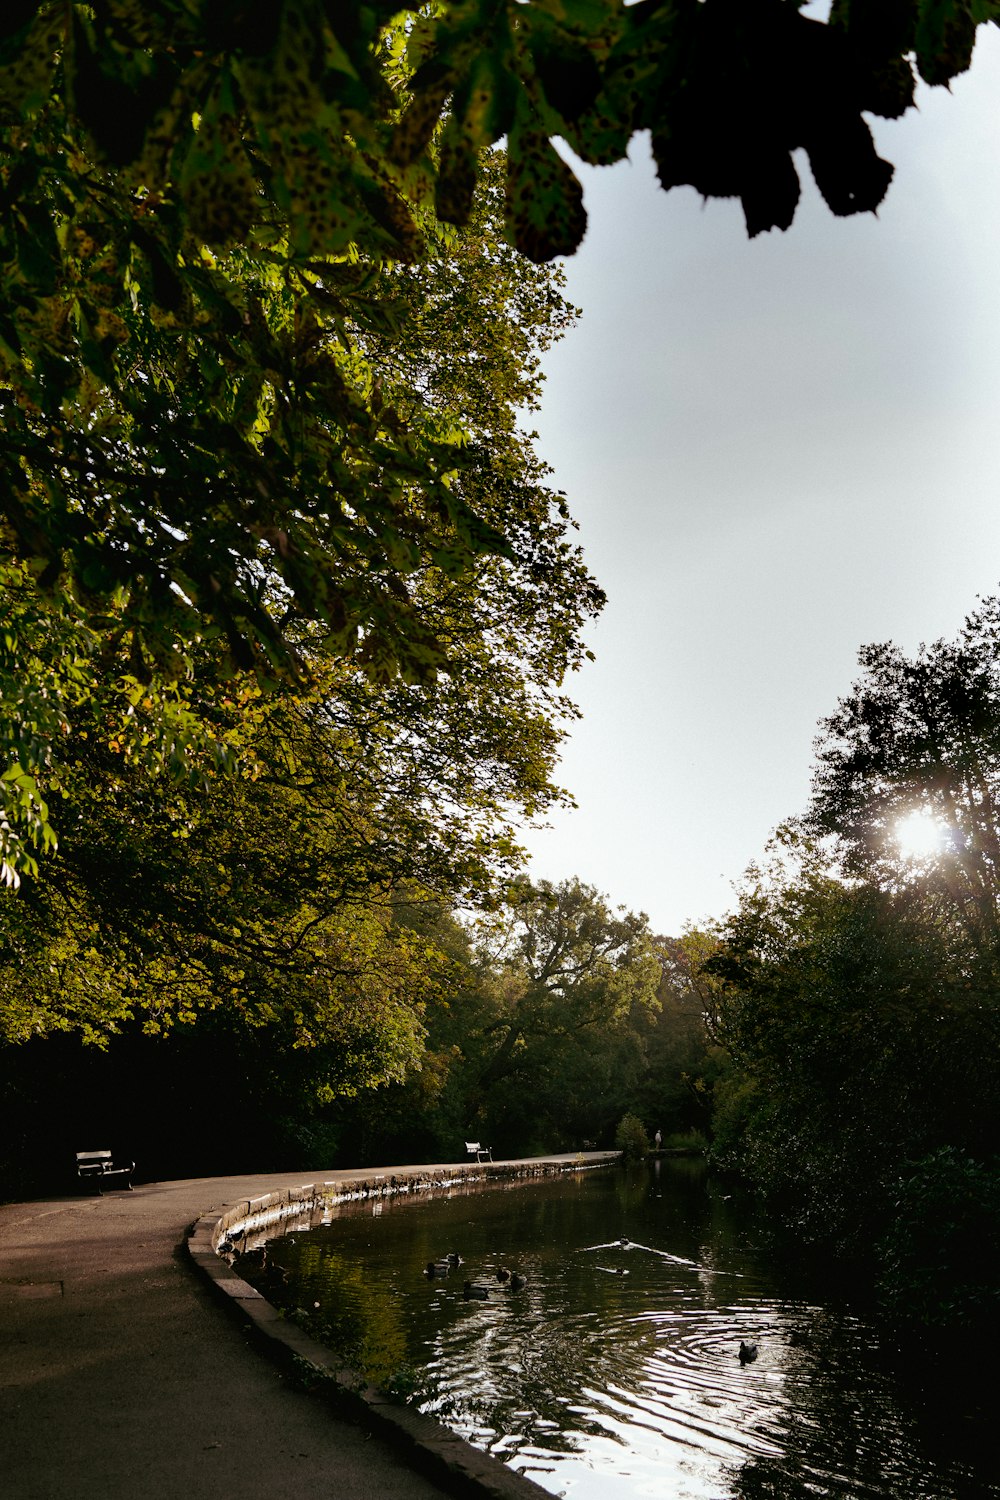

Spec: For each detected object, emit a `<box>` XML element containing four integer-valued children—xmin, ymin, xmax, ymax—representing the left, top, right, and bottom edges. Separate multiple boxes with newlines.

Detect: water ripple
<box><xmin>239</xmin><ymin>1166</ymin><xmax>999</xmax><ymax>1500</ymax></box>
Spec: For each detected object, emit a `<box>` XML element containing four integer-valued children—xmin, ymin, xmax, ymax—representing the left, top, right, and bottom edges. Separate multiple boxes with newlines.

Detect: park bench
<box><xmin>465</xmin><ymin>1140</ymin><xmax>492</xmax><ymax>1163</ymax></box>
<box><xmin>76</xmin><ymin>1149</ymin><xmax>135</xmax><ymax>1193</ymax></box>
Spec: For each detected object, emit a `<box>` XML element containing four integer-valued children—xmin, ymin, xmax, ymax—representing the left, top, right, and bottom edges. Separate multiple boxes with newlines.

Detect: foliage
<box><xmin>0</xmin><ymin>588</ymin><xmax>599</xmax><ymax>1055</ymax></box>
<box><xmin>3</xmin><ymin>0</ymin><xmax>992</xmax><ymax>273</ymax></box>
<box><xmin>614</xmin><ymin>1111</ymin><xmax>648</xmax><ymax>1160</ymax></box>
<box><xmin>0</xmin><ymin>860</ymin><xmax>715</xmax><ymax>1187</ymax></box>
<box><xmin>1</xmin><ymin>34</ymin><xmax>600</xmax><ymax>878</ymax></box>
<box><xmin>0</xmin><ymin>273</ymin><xmax>604</xmax><ymax>1054</ymax></box>
<box><xmin>1</xmin><ymin>217</ymin><xmax>598</xmax><ymax>950</ymax></box>
<box><xmin>700</xmin><ymin>598</ymin><xmax>1000</xmax><ymax>1328</ymax></box>
<box><xmin>3</xmin><ymin>0</ymin><xmax>997</xmax><ymax>871</ymax></box>
<box><xmin>874</xmin><ymin>1147</ymin><xmax>1000</xmax><ymax>1332</ymax></box>
<box><xmin>0</xmin><ymin>0</ymin><xmax>996</xmax><ymax>957</ymax></box>
<box><xmin>805</xmin><ymin>595</ymin><xmax>1000</xmax><ymax>953</ymax></box>
<box><xmin>601</xmin><ymin>930</ymin><xmax>724</xmax><ymax>1141</ymax></box>
<box><xmin>657</xmin><ymin>1128</ymin><xmax>708</xmax><ymax>1152</ymax></box>
<box><xmin>462</xmin><ymin>877</ymin><xmax>661</xmax><ymax>1147</ymax></box>
<box><xmin>335</xmin><ymin>879</ymin><xmax>673</xmax><ymax>1162</ymax></box>
<box><xmin>706</xmin><ymin>835</ymin><xmax>1000</xmax><ymax>1265</ymax></box>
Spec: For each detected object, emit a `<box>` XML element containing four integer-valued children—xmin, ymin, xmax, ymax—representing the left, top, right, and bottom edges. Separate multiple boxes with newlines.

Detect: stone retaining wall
<box><xmin>209</xmin><ymin>1154</ymin><xmax>611</xmax><ymax>1250</ymax></box>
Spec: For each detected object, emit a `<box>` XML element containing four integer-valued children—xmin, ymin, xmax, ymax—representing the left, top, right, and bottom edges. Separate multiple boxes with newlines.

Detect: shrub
<box><xmin>875</xmin><ymin>1147</ymin><xmax>1000</xmax><ymax>1331</ymax></box>
<box><xmin>661</xmin><ymin>1128</ymin><xmax>709</xmax><ymax>1152</ymax></box>
<box><xmin>615</xmin><ymin>1113</ymin><xmax>649</xmax><ymax>1161</ymax></box>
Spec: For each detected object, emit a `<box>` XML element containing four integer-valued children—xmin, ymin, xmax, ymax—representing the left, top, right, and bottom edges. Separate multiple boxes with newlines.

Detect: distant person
<box><xmin>654</xmin><ymin>1129</ymin><xmax>662</xmax><ymax>1152</ymax></box>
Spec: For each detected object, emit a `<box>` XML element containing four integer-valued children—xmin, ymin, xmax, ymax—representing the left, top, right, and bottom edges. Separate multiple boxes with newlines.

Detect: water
<box><xmin>236</xmin><ymin>1161</ymin><xmax>997</xmax><ymax>1499</ymax></box>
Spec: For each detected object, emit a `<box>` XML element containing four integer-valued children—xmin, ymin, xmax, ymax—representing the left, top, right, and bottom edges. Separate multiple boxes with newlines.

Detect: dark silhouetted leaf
<box><xmin>805</xmin><ymin>114</ymin><xmax>894</xmax><ymax>216</ymax></box>
<box><xmin>914</xmin><ymin>0</ymin><xmax>978</xmax><ymax>85</ymax></box>
<box><xmin>505</xmin><ymin>127</ymin><xmax>586</xmax><ymax>263</ymax></box>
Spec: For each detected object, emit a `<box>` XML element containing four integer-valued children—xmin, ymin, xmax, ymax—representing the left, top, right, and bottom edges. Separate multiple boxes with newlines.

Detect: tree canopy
<box><xmin>805</xmin><ymin>595</ymin><xmax>1000</xmax><ymax>951</ymax></box>
<box><xmin>0</xmin><ymin>134</ymin><xmax>600</xmax><ymax>882</ymax></box>
<box><xmin>3</xmin><ymin>0</ymin><xmax>997</xmax><ymax>877</ymax></box>
<box><xmin>705</xmin><ymin>833</ymin><xmax>1000</xmax><ymax>1324</ymax></box>
<box><xmin>701</xmin><ymin>593</ymin><xmax>1000</xmax><ymax>1329</ymax></box>
<box><xmin>338</xmin><ymin>877</ymin><xmax>667</xmax><ymax>1160</ymax></box>
<box><xmin>4</xmin><ymin>2</ymin><xmax>1000</xmax><ymax>1225</ymax></box>
<box><xmin>0</xmin><ymin>121</ymin><xmax>605</xmax><ymax>1099</ymax></box>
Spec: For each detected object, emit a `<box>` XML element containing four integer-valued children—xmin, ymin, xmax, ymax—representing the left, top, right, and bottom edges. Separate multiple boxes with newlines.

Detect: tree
<box><xmin>630</xmin><ymin>931</ymin><xmax>725</xmax><ymax>1138</ymax></box>
<box><xmin>341</xmin><ymin>896</ymin><xmax>738</xmax><ymax>1165</ymax></box>
<box><xmin>0</xmin><ymin>141</ymin><xmax>600</xmax><ymax>882</ymax></box>
<box><xmin>706</xmin><ymin>834</ymin><xmax>1000</xmax><ymax>1263</ymax></box>
<box><xmin>0</xmin><ymin>542</ymin><xmax>605</xmax><ymax>1045</ymax></box>
<box><xmin>1</xmin><ymin>7</ymin><xmax>993</xmax><ymax>649</ymax></box>
<box><xmin>0</xmin><ymin>194</ymin><xmax>603</xmax><ymax>1037</ymax></box>
<box><xmin>337</xmin><ymin>878</ymin><xmax>662</xmax><ymax>1160</ymax></box>
<box><xmin>455</xmin><ymin>877</ymin><xmax>660</xmax><ymax>1149</ymax></box>
<box><xmin>805</xmin><ymin>595</ymin><xmax>1000</xmax><ymax>954</ymax></box>
<box><xmin>4</xmin><ymin>0</ymin><xmax>991</xmax><ymax>269</ymax></box>
<box><xmin>1</xmin><ymin>705</ymin><xmax>436</xmax><ymax>1065</ymax></box>
<box><xmin>0</xmin><ymin>121</ymin><xmax>605</xmax><ymax>1189</ymax></box>
<box><xmin>695</xmin><ymin>601</ymin><xmax>1000</xmax><ymax>1322</ymax></box>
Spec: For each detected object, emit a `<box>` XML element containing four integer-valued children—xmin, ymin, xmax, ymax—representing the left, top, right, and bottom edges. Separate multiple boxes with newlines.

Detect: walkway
<box><xmin>0</xmin><ymin>1161</ymin><xmax>592</xmax><ymax>1500</ymax></box>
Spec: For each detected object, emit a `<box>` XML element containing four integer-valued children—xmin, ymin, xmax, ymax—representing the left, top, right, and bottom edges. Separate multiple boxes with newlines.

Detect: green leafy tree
<box><xmin>325</xmin><ymin>894</ymin><xmax>484</xmax><ymax>1164</ymax></box>
<box><xmin>805</xmin><ymin>595</ymin><xmax>1000</xmax><ymax>954</ymax></box>
<box><xmin>628</xmin><ymin>931</ymin><xmax>725</xmax><ymax>1139</ymax></box>
<box><xmin>3</xmin><ymin>1</ymin><xmax>997</xmax><ymax>882</ymax></box>
<box><xmin>0</xmin><ymin>168</ymin><xmax>602</xmax><ymax>1041</ymax></box>
<box><xmin>0</xmin><ymin>139</ymin><xmax>600</xmax><ymax>881</ymax></box>
<box><xmin>614</xmin><ymin>1111</ymin><xmax>649</xmax><ymax>1160</ymax></box>
<box><xmin>876</xmin><ymin>1147</ymin><xmax>1000</xmax><ymax>1332</ymax></box>
<box><xmin>1</xmin><ymin>720</ymin><xmax>436</xmax><ymax>1070</ymax></box>
<box><xmin>0</xmin><ymin>556</ymin><xmax>604</xmax><ymax>1044</ymax></box>
<box><xmin>707</xmin><ymin>836</ymin><xmax>1000</xmax><ymax>1262</ymax></box>
<box><xmin>0</xmin><ymin>694</ymin><xmax>481</xmax><ymax>1185</ymax></box>
<box><xmin>341</xmin><ymin>877</ymin><xmax>661</xmax><ymax>1160</ymax></box>
<box><xmin>1</xmin><ymin>22</ymin><xmax>601</xmax><ymax>873</ymax></box>
<box><xmin>460</xmin><ymin>877</ymin><xmax>661</xmax><ymax>1150</ymax></box>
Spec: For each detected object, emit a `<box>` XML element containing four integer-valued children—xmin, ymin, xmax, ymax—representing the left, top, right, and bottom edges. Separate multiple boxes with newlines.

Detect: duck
<box><xmin>508</xmin><ymin>1272</ymin><xmax>527</xmax><ymax>1292</ymax></box>
<box><xmin>495</xmin><ymin>1265</ymin><xmax>512</xmax><ymax>1284</ymax></box>
<box><xmin>738</xmin><ymin>1340</ymin><xmax>758</xmax><ymax>1365</ymax></box>
<box><xmin>463</xmin><ymin>1280</ymin><xmax>491</xmax><ymax>1300</ymax></box>
<box><xmin>424</xmin><ymin>1259</ymin><xmax>452</xmax><ymax>1278</ymax></box>
<box><xmin>446</xmin><ymin>1251</ymin><xmax>462</xmax><ymax>1268</ymax></box>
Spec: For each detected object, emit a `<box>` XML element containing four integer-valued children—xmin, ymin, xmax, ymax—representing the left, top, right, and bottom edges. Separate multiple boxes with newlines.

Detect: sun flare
<box><xmin>894</xmin><ymin>809</ymin><xmax>947</xmax><ymax>861</ymax></box>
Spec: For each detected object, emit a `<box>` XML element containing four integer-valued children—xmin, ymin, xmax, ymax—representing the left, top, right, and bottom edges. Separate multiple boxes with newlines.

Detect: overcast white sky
<box><xmin>521</xmin><ymin>27</ymin><xmax>1000</xmax><ymax>936</ymax></box>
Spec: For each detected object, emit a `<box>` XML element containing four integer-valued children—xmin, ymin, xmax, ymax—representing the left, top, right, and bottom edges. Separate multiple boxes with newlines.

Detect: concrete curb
<box><xmin>187</xmin><ymin>1156</ymin><xmax>619</xmax><ymax>1500</ymax></box>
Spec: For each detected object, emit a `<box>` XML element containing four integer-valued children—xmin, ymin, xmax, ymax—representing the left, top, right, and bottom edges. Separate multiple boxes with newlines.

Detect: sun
<box><xmin>894</xmin><ymin>808</ymin><xmax>947</xmax><ymax>861</ymax></box>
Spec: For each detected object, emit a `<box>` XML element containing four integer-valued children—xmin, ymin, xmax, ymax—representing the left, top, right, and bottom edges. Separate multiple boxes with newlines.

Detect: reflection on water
<box><xmin>236</xmin><ymin>1161</ymin><xmax>998</xmax><ymax>1499</ymax></box>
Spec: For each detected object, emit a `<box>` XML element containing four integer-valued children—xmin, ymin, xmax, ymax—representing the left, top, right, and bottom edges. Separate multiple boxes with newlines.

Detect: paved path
<box><xmin>0</xmin><ymin>1165</ymin><xmax>523</xmax><ymax>1500</ymax></box>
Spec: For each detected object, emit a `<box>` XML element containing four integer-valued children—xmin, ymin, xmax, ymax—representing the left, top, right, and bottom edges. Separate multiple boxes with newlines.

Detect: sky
<box><xmin>520</xmin><ymin>25</ymin><xmax>1000</xmax><ymax>937</ymax></box>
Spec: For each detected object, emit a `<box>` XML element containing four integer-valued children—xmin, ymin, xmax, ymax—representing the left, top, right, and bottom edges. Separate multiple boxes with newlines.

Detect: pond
<box><xmin>236</xmin><ymin>1160</ymin><xmax>997</xmax><ymax>1499</ymax></box>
